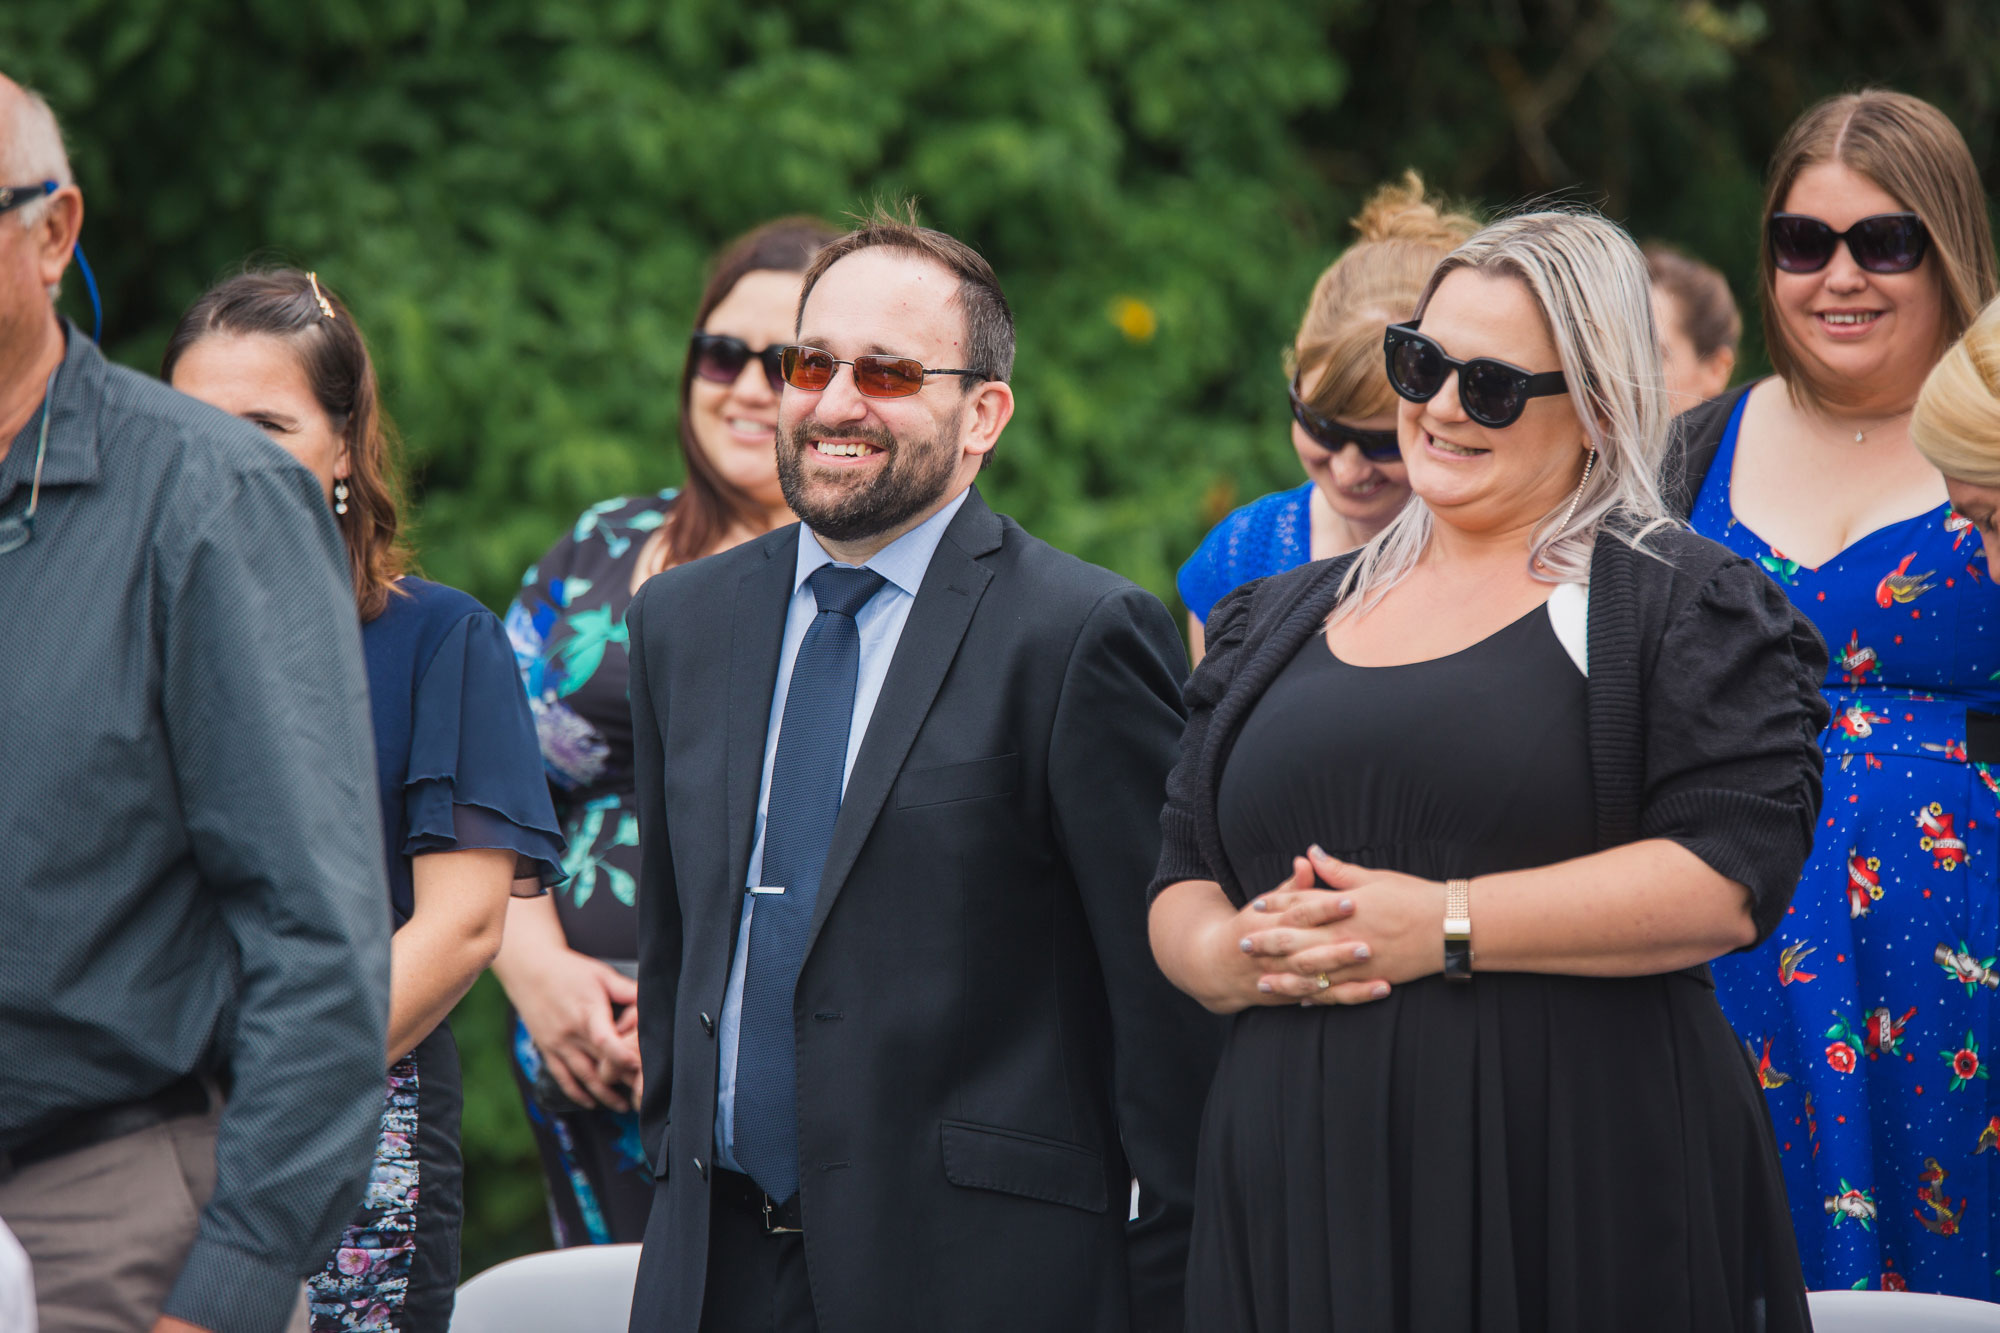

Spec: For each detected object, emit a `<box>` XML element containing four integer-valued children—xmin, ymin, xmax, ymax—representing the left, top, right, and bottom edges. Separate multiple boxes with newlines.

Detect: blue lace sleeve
<box><xmin>1176</xmin><ymin>483</ymin><xmax>1315</xmax><ymax>624</ymax></box>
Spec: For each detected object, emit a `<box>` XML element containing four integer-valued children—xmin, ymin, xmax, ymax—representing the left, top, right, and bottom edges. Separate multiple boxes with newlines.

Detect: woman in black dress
<box><xmin>495</xmin><ymin>217</ymin><xmax>836</xmax><ymax>1244</ymax></box>
<box><xmin>1148</xmin><ymin>211</ymin><xmax>1830</xmax><ymax>1331</ymax></box>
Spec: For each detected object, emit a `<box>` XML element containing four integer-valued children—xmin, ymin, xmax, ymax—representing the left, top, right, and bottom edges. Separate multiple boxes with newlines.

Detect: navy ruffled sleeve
<box><xmin>405</xmin><ymin>609</ymin><xmax>567</xmax><ymax>890</ymax></box>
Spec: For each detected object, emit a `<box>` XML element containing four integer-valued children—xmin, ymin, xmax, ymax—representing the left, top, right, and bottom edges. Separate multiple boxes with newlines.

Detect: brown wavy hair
<box><xmin>163</xmin><ymin>269</ymin><xmax>411</xmax><ymax>620</ymax></box>
<box><xmin>658</xmin><ymin>217</ymin><xmax>841</xmax><ymax>571</ymax></box>
<box><xmin>1760</xmin><ymin>89</ymin><xmax>1998</xmax><ymax>412</ymax></box>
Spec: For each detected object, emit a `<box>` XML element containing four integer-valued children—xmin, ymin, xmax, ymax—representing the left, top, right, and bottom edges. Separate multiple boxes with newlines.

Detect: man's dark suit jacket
<box><xmin>624</xmin><ymin>486</ymin><xmax>1222</xmax><ymax>1332</ymax></box>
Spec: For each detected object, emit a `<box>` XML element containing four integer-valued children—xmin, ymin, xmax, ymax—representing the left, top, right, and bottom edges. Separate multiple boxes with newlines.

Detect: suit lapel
<box><xmin>804</xmin><ymin>489</ymin><xmax>1003</xmax><ymax>953</ymax></box>
<box><xmin>725</xmin><ymin>530</ymin><xmax>799</xmax><ymax>896</ymax></box>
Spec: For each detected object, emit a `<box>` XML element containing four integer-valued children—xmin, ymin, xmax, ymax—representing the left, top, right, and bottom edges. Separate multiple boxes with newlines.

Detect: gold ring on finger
<box><xmin>1315</xmin><ymin>972</ymin><xmax>1331</xmax><ymax>990</ymax></box>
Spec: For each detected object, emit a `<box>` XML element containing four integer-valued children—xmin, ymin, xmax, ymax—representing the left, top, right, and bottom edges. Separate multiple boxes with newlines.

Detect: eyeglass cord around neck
<box><xmin>0</xmin><ymin>366</ymin><xmax>59</xmax><ymax>555</ymax></box>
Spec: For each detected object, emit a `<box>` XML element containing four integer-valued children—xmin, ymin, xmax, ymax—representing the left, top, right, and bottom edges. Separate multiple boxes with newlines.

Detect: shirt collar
<box><xmin>794</xmin><ymin>485</ymin><xmax>972</xmax><ymax>597</ymax></box>
<box><xmin>0</xmin><ymin>319</ymin><xmax>104</xmax><ymax>507</ymax></box>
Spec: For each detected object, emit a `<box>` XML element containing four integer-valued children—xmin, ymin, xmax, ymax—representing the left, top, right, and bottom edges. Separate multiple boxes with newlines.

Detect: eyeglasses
<box><xmin>1383</xmin><ymin>323</ymin><xmax>1569</xmax><ymax>428</ymax></box>
<box><xmin>1768</xmin><ymin>212</ymin><xmax>1930</xmax><ymax>275</ymax></box>
<box><xmin>778</xmin><ymin>344</ymin><xmax>985</xmax><ymax>399</ymax></box>
<box><xmin>0</xmin><ymin>181</ymin><xmax>54</xmax><ymax>218</ymax></box>
<box><xmin>0</xmin><ymin>367</ymin><xmax>58</xmax><ymax>555</ymax></box>
<box><xmin>1288</xmin><ymin>374</ymin><xmax>1401</xmax><ymax>461</ymax></box>
<box><xmin>689</xmin><ymin>333</ymin><xmax>786</xmax><ymax>393</ymax></box>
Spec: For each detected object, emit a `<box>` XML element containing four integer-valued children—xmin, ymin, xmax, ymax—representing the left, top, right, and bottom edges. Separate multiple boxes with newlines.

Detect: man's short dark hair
<box><xmin>797</xmin><ymin>201</ymin><xmax>1015</xmax><ymax>384</ymax></box>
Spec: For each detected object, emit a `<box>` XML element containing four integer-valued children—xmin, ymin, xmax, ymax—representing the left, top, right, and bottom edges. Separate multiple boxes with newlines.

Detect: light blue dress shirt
<box><xmin>714</xmin><ymin>487</ymin><xmax>970</xmax><ymax>1171</ymax></box>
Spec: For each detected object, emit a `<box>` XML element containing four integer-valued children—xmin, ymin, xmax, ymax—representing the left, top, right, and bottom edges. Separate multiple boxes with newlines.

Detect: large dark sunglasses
<box><xmin>690</xmin><ymin>333</ymin><xmax>786</xmax><ymax>392</ymax></box>
<box><xmin>1288</xmin><ymin>374</ymin><xmax>1401</xmax><ymax>461</ymax></box>
<box><xmin>0</xmin><ymin>181</ymin><xmax>53</xmax><ymax>218</ymax></box>
<box><xmin>1383</xmin><ymin>323</ymin><xmax>1569</xmax><ymax>428</ymax></box>
<box><xmin>778</xmin><ymin>344</ymin><xmax>985</xmax><ymax>399</ymax></box>
<box><xmin>1768</xmin><ymin>212</ymin><xmax>1930</xmax><ymax>275</ymax></box>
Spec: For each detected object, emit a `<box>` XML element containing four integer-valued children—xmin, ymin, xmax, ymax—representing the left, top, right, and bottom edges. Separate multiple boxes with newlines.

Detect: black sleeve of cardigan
<box><xmin>1639</xmin><ymin>556</ymin><xmax>1832</xmax><ymax>945</ymax></box>
<box><xmin>1147</xmin><ymin>582</ymin><xmax>1255</xmax><ymax>902</ymax></box>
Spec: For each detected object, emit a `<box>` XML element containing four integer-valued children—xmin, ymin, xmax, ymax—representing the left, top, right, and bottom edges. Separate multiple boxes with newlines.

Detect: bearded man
<box><xmin>624</xmin><ymin>209</ymin><xmax>1219</xmax><ymax>1333</ymax></box>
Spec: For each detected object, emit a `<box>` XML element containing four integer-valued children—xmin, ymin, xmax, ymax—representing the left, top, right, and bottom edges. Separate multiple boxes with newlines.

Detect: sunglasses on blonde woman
<box><xmin>1383</xmin><ymin>323</ymin><xmax>1569</xmax><ymax>429</ymax></box>
<box><xmin>1288</xmin><ymin>374</ymin><xmax>1402</xmax><ymax>461</ymax></box>
<box><xmin>778</xmin><ymin>345</ymin><xmax>986</xmax><ymax>399</ymax></box>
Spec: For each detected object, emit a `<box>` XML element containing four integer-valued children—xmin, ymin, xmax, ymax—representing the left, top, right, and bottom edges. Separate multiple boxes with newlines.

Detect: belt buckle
<box><xmin>760</xmin><ymin>1193</ymin><xmax>801</xmax><ymax>1235</ymax></box>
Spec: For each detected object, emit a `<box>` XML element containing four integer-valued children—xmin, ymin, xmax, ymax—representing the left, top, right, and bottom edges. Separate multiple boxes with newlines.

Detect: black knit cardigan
<box><xmin>1149</xmin><ymin>517</ymin><xmax>1832</xmax><ymax>950</ymax></box>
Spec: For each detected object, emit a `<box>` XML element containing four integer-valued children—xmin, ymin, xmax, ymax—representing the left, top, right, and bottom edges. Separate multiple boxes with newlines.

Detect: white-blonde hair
<box><xmin>1335</xmin><ymin>209</ymin><xmax>1674</xmax><ymax>617</ymax></box>
<box><xmin>1912</xmin><ymin>293</ymin><xmax>2000</xmax><ymax>487</ymax></box>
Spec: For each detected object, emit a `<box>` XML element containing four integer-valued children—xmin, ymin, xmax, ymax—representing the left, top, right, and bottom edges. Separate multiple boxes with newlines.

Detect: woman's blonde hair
<box><xmin>1913</xmin><ymin>295</ymin><xmax>2000</xmax><ymax>487</ymax></box>
<box><xmin>1294</xmin><ymin>171</ymin><xmax>1479</xmax><ymax>419</ymax></box>
<box><xmin>1760</xmin><ymin>89</ymin><xmax>1998</xmax><ymax>413</ymax></box>
<box><xmin>1335</xmin><ymin>210</ymin><xmax>1673</xmax><ymax>618</ymax></box>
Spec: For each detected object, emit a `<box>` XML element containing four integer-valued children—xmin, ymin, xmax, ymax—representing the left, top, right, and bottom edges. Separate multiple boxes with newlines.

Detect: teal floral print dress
<box><xmin>504</xmin><ymin>491</ymin><xmax>675</xmax><ymax>1245</ymax></box>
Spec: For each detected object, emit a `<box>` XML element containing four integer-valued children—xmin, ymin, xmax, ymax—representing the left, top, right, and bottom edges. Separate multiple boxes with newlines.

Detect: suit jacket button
<box><xmin>700</xmin><ymin>1012</ymin><xmax>715</xmax><ymax>1036</ymax></box>
<box><xmin>694</xmin><ymin>1156</ymin><xmax>708</xmax><ymax>1180</ymax></box>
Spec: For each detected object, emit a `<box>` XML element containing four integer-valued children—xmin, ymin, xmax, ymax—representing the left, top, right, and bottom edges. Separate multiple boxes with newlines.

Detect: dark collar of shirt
<box><xmin>0</xmin><ymin>319</ymin><xmax>102</xmax><ymax>507</ymax></box>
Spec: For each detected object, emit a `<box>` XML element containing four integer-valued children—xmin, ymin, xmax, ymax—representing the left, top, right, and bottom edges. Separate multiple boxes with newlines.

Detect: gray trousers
<box><xmin>0</xmin><ymin>1102</ymin><xmax>307</xmax><ymax>1333</ymax></box>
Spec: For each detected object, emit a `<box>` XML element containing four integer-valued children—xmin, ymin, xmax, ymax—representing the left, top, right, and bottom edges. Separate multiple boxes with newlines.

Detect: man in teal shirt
<box><xmin>0</xmin><ymin>74</ymin><xmax>389</xmax><ymax>1333</ymax></box>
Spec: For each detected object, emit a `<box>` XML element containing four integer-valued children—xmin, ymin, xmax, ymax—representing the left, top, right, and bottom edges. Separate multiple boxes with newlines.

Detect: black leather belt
<box><xmin>0</xmin><ymin>1075</ymin><xmax>212</xmax><ymax>1180</ymax></box>
<box><xmin>714</xmin><ymin>1167</ymin><xmax>804</xmax><ymax>1234</ymax></box>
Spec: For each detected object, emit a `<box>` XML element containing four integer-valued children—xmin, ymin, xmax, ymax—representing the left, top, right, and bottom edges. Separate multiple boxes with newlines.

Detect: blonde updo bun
<box><xmin>1295</xmin><ymin>171</ymin><xmax>1480</xmax><ymax>421</ymax></box>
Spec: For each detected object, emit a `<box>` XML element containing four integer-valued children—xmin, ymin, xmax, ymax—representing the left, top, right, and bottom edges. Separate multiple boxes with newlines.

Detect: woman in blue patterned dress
<box><xmin>1674</xmin><ymin>90</ymin><xmax>2000</xmax><ymax>1297</ymax></box>
<box><xmin>1177</xmin><ymin>174</ymin><xmax>1474</xmax><ymax>660</ymax></box>
<box><xmin>166</xmin><ymin>270</ymin><xmax>565</xmax><ymax>1331</ymax></box>
<box><xmin>495</xmin><ymin>218</ymin><xmax>836</xmax><ymax>1245</ymax></box>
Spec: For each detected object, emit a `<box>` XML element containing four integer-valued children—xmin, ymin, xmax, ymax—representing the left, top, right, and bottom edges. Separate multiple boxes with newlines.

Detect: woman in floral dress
<box><xmin>497</xmin><ymin>217</ymin><xmax>835</xmax><ymax>1244</ymax></box>
<box><xmin>1675</xmin><ymin>90</ymin><xmax>2000</xmax><ymax>1297</ymax></box>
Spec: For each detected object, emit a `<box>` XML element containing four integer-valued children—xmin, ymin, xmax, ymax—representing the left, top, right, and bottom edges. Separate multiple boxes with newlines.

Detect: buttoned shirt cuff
<box><xmin>164</xmin><ymin>1236</ymin><xmax>304</xmax><ymax>1333</ymax></box>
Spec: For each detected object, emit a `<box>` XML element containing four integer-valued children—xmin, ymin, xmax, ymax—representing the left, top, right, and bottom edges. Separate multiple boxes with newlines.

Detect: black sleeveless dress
<box><xmin>1192</xmin><ymin>604</ymin><xmax>1805</xmax><ymax>1333</ymax></box>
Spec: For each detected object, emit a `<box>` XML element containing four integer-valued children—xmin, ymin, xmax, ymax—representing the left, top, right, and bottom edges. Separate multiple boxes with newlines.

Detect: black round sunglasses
<box><xmin>1287</xmin><ymin>375</ymin><xmax>1401</xmax><ymax>461</ymax></box>
<box><xmin>1382</xmin><ymin>322</ymin><xmax>1569</xmax><ymax>428</ymax></box>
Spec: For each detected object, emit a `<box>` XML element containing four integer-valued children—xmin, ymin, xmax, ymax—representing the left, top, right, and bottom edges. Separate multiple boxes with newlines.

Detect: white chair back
<box><xmin>1808</xmin><ymin>1288</ymin><xmax>2000</xmax><ymax>1331</ymax></box>
<box><xmin>450</xmin><ymin>1244</ymin><xmax>641</xmax><ymax>1333</ymax></box>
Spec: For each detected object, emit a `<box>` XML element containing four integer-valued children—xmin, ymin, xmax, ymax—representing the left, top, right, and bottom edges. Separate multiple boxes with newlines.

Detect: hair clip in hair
<box><xmin>307</xmin><ymin>272</ymin><xmax>336</xmax><ymax>321</ymax></box>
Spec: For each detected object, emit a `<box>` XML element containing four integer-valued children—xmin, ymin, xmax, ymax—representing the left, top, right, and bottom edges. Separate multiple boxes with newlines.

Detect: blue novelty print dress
<box><xmin>502</xmin><ymin>492</ymin><xmax>675</xmax><ymax>1246</ymax></box>
<box><xmin>1177</xmin><ymin>481</ymin><xmax>1314</xmax><ymax>625</ymax></box>
<box><xmin>1696</xmin><ymin>390</ymin><xmax>2000</xmax><ymax>1297</ymax></box>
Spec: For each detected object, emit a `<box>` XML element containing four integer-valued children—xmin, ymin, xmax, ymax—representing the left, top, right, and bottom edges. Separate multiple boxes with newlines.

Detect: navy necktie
<box><xmin>733</xmin><ymin>564</ymin><xmax>886</xmax><ymax>1202</ymax></box>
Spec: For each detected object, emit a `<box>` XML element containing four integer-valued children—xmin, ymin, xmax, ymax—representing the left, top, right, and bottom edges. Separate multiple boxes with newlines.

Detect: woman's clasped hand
<box><xmin>1212</xmin><ymin>847</ymin><xmax>1444</xmax><ymax>1006</ymax></box>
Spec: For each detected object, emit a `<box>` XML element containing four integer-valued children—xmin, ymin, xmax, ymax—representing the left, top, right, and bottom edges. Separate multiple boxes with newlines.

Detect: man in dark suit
<box><xmin>625</xmin><ymin>209</ymin><xmax>1221</xmax><ymax>1333</ymax></box>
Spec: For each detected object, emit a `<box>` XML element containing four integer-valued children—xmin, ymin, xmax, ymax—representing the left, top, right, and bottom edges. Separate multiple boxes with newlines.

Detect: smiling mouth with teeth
<box><xmin>1818</xmin><ymin>312</ymin><xmax>1884</xmax><ymax>326</ymax></box>
<box><xmin>1427</xmin><ymin>433</ymin><xmax>1488</xmax><ymax>458</ymax></box>
<box><xmin>815</xmin><ymin>441</ymin><xmax>884</xmax><ymax>458</ymax></box>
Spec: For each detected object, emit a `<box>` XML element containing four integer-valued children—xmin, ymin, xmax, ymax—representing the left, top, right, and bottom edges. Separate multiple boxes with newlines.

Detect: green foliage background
<box><xmin>9</xmin><ymin>0</ymin><xmax>1997</xmax><ymax>1277</ymax></box>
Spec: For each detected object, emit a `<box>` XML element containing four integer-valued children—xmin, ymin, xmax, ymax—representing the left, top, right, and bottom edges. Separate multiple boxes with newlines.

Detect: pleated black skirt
<box><xmin>1185</xmin><ymin>971</ymin><xmax>1812</xmax><ymax>1333</ymax></box>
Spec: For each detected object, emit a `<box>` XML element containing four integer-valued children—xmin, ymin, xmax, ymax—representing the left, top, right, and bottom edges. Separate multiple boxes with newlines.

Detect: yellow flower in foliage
<box><xmin>1110</xmin><ymin>296</ymin><xmax>1157</xmax><ymax>343</ymax></box>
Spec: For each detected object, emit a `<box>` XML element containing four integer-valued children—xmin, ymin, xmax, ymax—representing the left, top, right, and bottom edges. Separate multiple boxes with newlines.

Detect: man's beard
<box><xmin>776</xmin><ymin>406</ymin><xmax>963</xmax><ymax>544</ymax></box>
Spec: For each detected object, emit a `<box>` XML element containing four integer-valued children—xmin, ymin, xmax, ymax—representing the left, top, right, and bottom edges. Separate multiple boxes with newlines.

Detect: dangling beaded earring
<box><xmin>333</xmin><ymin>479</ymin><xmax>350</xmax><ymax>516</ymax></box>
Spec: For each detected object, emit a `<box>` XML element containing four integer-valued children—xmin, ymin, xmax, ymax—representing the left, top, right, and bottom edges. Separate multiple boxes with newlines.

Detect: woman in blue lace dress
<box><xmin>1675</xmin><ymin>90</ymin><xmax>2000</xmax><ymax>1298</ymax></box>
<box><xmin>1178</xmin><ymin>174</ymin><xmax>1474</xmax><ymax>660</ymax></box>
<box><xmin>167</xmin><ymin>270</ymin><xmax>564</xmax><ymax>1332</ymax></box>
<box><xmin>495</xmin><ymin>218</ymin><xmax>835</xmax><ymax>1246</ymax></box>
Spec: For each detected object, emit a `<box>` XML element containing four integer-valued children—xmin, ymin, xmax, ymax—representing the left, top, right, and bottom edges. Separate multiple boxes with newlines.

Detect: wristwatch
<box><xmin>1443</xmin><ymin>878</ymin><xmax>1473</xmax><ymax>982</ymax></box>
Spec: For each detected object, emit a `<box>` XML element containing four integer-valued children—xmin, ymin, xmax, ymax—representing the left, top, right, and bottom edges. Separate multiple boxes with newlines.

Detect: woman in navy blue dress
<box><xmin>165</xmin><ymin>270</ymin><xmax>564</xmax><ymax>1332</ymax></box>
<box><xmin>1674</xmin><ymin>91</ymin><xmax>2000</xmax><ymax>1297</ymax></box>
<box><xmin>1177</xmin><ymin>174</ymin><xmax>1474</xmax><ymax>660</ymax></box>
